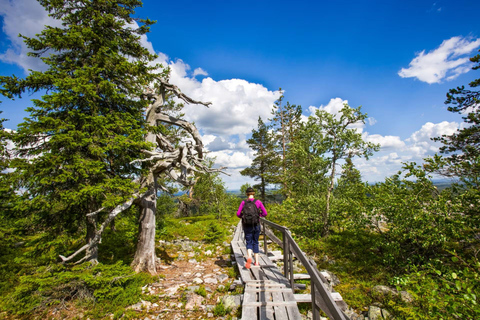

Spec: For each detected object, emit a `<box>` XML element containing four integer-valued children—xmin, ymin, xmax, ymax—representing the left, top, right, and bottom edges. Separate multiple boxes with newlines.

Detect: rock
<box><xmin>320</xmin><ymin>270</ymin><xmax>340</xmax><ymax>286</ymax></box>
<box><xmin>229</xmin><ymin>279</ymin><xmax>243</xmax><ymax>291</ymax></box>
<box><xmin>344</xmin><ymin>308</ymin><xmax>364</xmax><ymax>320</ymax></box>
<box><xmin>128</xmin><ymin>299</ymin><xmax>152</xmax><ymax>311</ymax></box>
<box><xmin>368</xmin><ymin>306</ymin><xmax>383</xmax><ymax>320</ymax></box>
<box><xmin>400</xmin><ymin>290</ymin><xmax>414</xmax><ymax>303</ymax></box>
<box><xmin>382</xmin><ymin>308</ymin><xmax>393</xmax><ymax>319</ymax></box>
<box><xmin>193</xmin><ymin>277</ymin><xmax>203</xmax><ymax>284</ymax></box>
<box><xmin>207</xmin><ymin>313</ymin><xmax>214</xmax><ymax>318</ymax></box>
<box><xmin>185</xmin><ymin>293</ymin><xmax>205</xmax><ymax>310</ymax></box>
<box><xmin>166</xmin><ymin>284</ymin><xmax>181</xmax><ymax>296</ymax></box>
<box><xmin>205</xmin><ymin>250</ymin><xmax>213</xmax><ymax>256</ymax></box>
<box><xmin>371</xmin><ymin>285</ymin><xmax>397</xmax><ymax>298</ymax></box>
<box><xmin>204</xmin><ymin>277</ymin><xmax>218</xmax><ymax>284</ymax></box>
<box><xmin>217</xmin><ymin>274</ymin><xmax>229</xmax><ymax>283</ymax></box>
<box><xmin>222</xmin><ymin>294</ymin><xmax>242</xmax><ymax>311</ymax></box>
<box><xmin>188</xmin><ymin>258</ymin><xmax>198</xmax><ymax>264</ymax></box>
<box><xmin>187</xmin><ymin>286</ymin><xmax>200</xmax><ymax>292</ymax></box>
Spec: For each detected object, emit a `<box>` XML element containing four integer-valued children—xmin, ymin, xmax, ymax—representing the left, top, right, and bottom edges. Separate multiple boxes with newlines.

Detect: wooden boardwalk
<box><xmin>231</xmin><ymin>221</ymin><xmax>303</xmax><ymax>320</ymax></box>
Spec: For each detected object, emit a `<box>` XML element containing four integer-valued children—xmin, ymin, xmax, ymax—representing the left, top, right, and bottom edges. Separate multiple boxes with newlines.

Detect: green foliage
<box><xmin>194</xmin><ymin>285</ymin><xmax>207</xmax><ymax>297</ymax></box>
<box><xmin>365</xmin><ymin>163</ymin><xmax>468</xmax><ymax>268</ymax></box>
<box><xmin>0</xmin><ymin>0</ymin><xmax>162</xmax><ymax>263</ymax></box>
<box><xmin>240</xmin><ymin>116</ymin><xmax>279</xmax><ymax>203</ymax></box>
<box><xmin>213</xmin><ymin>300</ymin><xmax>232</xmax><ymax>316</ymax></box>
<box><xmin>0</xmin><ymin>261</ymin><xmax>151</xmax><ymax>317</ymax></box>
<box><xmin>204</xmin><ymin>221</ymin><xmax>226</xmax><ymax>244</ymax></box>
<box><xmin>391</xmin><ymin>256</ymin><xmax>480</xmax><ymax>319</ymax></box>
<box><xmin>269</xmin><ymin>91</ymin><xmax>303</xmax><ymax>197</ymax></box>
<box><xmin>440</xmin><ymin>48</ymin><xmax>480</xmax><ymax>186</ymax></box>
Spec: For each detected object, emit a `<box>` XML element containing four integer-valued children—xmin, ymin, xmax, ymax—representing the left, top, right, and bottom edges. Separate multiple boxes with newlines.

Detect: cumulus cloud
<box><xmin>0</xmin><ymin>0</ymin><xmax>63</xmax><ymax>72</ymax></box>
<box><xmin>365</xmin><ymin>134</ymin><xmax>405</xmax><ymax>149</ymax></box>
<box><xmin>398</xmin><ymin>36</ymin><xmax>480</xmax><ymax>84</ymax></box>
<box><xmin>193</xmin><ymin>68</ymin><xmax>208</xmax><ymax>77</ymax></box>
<box><xmin>206</xmin><ymin>136</ymin><xmax>231</xmax><ymax>152</ymax></box>
<box><xmin>209</xmin><ymin>151</ymin><xmax>252</xmax><ymax>169</ymax></box>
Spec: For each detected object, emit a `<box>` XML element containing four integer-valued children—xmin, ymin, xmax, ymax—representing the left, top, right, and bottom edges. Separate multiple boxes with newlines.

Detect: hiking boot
<box><xmin>245</xmin><ymin>257</ymin><xmax>252</xmax><ymax>269</ymax></box>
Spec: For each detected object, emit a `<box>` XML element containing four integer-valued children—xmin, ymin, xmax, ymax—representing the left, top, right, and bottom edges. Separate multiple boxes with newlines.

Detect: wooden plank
<box><xmin>272</xmin><ymin>289</ymin><xmax>289</xmax><ymax>320</ymax></box>
<box><xmin>243</xmin><ymin>301</ymin><xmax>298</xmax><ymax>307</ymax></box>
<box><xmin>259</xmin><ymin>306</ymin><xmax>275</xmax><ymax>320</ymax></box>
<box><xmin>243</xmin><ymin>288</ymin><xmax>258</xmax><ymax>320</ymax></box>
<box><xmin>331</xmin><ymin>292</ymin><xmax>343</xmax><ymax>302</ymax></box>
<box><xmin>231</xmin><ymin>241</ymin><xmax>253</xmax><ymax>283</ymax></box>
<box><xmin>282</xmin><ymin>289</ymin><xmax>303</xmax><ymax>320</ymax></box>
<box><xmin>294</xmin><ymin>293</ymin><xmax>311</xmax><ymax>303</ymax></box>
<box><xmin>294</xmin><ymin>273</ymin><xmax>310</xmax><ymax>280</ymax></box>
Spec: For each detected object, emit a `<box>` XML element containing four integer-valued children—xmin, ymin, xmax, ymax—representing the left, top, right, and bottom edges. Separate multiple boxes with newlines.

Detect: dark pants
<box><xmin>243</xmin><ymin>224</ymin><xmax>261</xmax><ymax>253</ymax></box>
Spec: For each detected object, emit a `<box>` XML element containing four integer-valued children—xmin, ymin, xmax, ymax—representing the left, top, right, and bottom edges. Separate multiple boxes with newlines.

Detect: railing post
<box><xmin>285</xmin><ymin>229</ymin><xmax>294</xmax><ymax>289</ymax></box>
<box><xmin>283</xmin><ymin>229</ymin><xmax>289</xmax><ymax>278</ymax></box>
<box><xmin>263</xmin><ymin>220</ymin><xmax>268</xmax><ymax>255</ymax></box>
<box><xmin>312</xmin><ymin>282</ymin><xmax>320</xmax><ymax>320</ymax></box>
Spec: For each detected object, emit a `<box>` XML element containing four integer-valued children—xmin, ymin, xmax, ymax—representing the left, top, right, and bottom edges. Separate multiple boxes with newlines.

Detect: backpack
<box><xmin>242</xmin><ymin>199</ymin><xmax>260</xmax><ymax>226</ymax></box>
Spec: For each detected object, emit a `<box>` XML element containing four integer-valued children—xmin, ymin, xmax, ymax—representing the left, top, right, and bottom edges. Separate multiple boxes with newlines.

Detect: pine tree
<box><xmin>240</xmin><ymin>117</ymin><xmax>278</xmax><ymax>203</ymax></box>
<box><xmin>269</xmin><ymin>90</ymin><xmax>303</xmax><ymax>197</ymax></box>
<box><xmin>0</xmin><ymin>0</ymin><xmax>159</xmax><ymax>264</ymax></box>
<box><xmin>434</xmin><ymin>49</ymin><xmax>480</xmax><ymax>187</ymax></box>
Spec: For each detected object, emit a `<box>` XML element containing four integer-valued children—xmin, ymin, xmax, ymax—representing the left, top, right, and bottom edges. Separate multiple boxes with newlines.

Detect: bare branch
<box><xmin>157</xmin><ymin>78</ymin><xmax>212</xmax><ymax>107</ymax></box>
<box><xmin>59</xmin><ymin>193</ymin><xmax>144</xmax><ymax>264</ymax></box>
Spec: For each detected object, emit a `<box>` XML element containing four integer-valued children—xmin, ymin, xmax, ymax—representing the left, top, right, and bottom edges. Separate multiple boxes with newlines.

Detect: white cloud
<box><xmin>398</xmin><ymin>36</ymin><xmax>480</xmax><ymax>84</ymax></box>
<box><xmin>367</xmin><ymin>117</ymin><xmax>377</xmax><ymax>126</ymax></box>
<box><xmin>365</xmin><ymin>134</ymin><xmax>405</xmax><ymax>149</ymax></box>
<box><xmin>206</xmin><ymin>136</ymin><xmax>231</xmax><ymax>152</ymax></box>
<box><xmin>193</xmin><ymin>68</ymin><xmax>208</xmax><ymax>77</ymax></box>
<box><xmin>0</xmin><ymin>0</ymin><xmax>62</xmax><ymax>72</ymax></box>
<box><xmin>209</xmin><ymin>151</ymin><xmax>252</xmax><ymax>169</ymax></box>
<box><xmin>407</xmin><ymin>121</ymin><xmax>458</xmax><ymax>144</ymax></box>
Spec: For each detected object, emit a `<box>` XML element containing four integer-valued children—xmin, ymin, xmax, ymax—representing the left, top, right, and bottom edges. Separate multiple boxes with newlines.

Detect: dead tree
<box><xmin>59</xmin><ymin>79</ymin><xmax>227</xmax><ymax>273</ymax></box>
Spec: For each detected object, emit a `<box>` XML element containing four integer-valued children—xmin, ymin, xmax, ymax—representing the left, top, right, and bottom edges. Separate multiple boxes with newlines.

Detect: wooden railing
<box><xmin>259</xmin><ymin>217</ymin><xmax>350</xmax><ymax>320</ymax></box>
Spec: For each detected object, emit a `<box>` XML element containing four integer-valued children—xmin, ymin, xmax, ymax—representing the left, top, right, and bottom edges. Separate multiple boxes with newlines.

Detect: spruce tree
<box><xmin>0</xmin><ymin>0</ymin><xmax>159</xmax><ymax>264</ymax></box>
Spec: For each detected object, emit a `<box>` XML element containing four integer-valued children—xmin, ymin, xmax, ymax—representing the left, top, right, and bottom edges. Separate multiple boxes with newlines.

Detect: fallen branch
<box><xmin>59</xmin><ymin>193</ymin><xmax>144</xmax><ymax>263</ymax></box>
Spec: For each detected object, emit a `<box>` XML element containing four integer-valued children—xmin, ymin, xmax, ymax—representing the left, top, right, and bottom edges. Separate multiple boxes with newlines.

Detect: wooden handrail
<box><xmin>259</xmin><ymin>217</ymin><xmax>350</xmax><ymax>320</ymax></box>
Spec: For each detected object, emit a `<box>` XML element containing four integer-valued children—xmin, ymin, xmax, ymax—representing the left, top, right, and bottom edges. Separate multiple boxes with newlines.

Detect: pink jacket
<box><xmin>236</xmin><ymin>198</ymin><xmax>268</xmax><ymax>218</ymax></box>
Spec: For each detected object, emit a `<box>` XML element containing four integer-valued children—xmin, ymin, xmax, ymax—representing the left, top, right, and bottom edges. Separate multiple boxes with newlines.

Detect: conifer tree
<box><xmin>240</xmin><ymin>117</ymin><xmax>278</xmax><ymax>203</ymax></box>
<box><xmin>269</xmin><ymin>90</ymin><xmax>303</xmax><ymax>197</ymax></box>
<box><xmin>434</xmin><ymin>49</ymin><xmax>480</xmax><ymax>187</ymax></box>
<box><xmin>0</xmin><ymin>0</ymin><xmax>159</xmax><ymax>264</ymax></box>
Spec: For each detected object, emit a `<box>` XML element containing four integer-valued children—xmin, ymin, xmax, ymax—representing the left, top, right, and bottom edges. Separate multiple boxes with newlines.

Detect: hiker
<box><xmin>236</xmin><ymin>187</ymin><xmax>268</xmax><ymax>269</ymax></box>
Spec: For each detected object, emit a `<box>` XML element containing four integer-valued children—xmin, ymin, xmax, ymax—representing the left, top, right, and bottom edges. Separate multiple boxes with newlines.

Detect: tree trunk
<box><xmin>86</xmin><ymin>213</ymin><xmax>99</xmax><ymax>264</ymax></box>
<box><xmin>324</xmin><ymin>156</ymin><xmax>337</xmax><ymax>237</ymax></box>
<box><xmin>131</xmin><ymin>189</ymin><xmax>158</xmax><ymax>274</ymax></box>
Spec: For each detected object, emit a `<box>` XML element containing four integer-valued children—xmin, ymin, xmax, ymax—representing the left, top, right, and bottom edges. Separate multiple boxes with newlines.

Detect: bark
<box><xmin>85</xmin><ymin>214</ymin><xmax>99</xmax><ymax>264</ymax></box>
<box><xmin>324</xmin><ymin>153</ymin><xmax>337</xmax><ymax>237</ymax></box>
<box><xmin>131</xmin><ymin>187</ymin><xmax>158</xmax><ymax>274</ymax></box>
<box><xmin>131</xmin><ymin>81</ymin><xmax>220</xmax><ymax>274</ymax></box>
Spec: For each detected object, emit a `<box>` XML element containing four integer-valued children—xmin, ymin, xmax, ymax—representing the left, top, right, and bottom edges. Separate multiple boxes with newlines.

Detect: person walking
<box><xmin>236</xmin><ymin>187</ymin><xmax>268</xmax><ymax>269</ymax></box>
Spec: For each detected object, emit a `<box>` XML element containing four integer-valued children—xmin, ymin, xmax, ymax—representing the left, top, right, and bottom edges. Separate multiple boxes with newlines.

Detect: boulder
<box><xmin>368</xmin><ymin>306</ymin><xmax>383</xmax><ymax>320</ymax></box>
<box><xmin>222</xmin><ymin>294</ymin><xmax>242</xmax><ymax>312</ymax></box>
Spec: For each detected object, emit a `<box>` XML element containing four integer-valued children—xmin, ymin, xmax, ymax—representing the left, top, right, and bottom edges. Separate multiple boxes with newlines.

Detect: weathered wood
<box><xmin>294</xmin><ymin>273</ymin><xmax>311</xmax><ymax>280</ymax></box>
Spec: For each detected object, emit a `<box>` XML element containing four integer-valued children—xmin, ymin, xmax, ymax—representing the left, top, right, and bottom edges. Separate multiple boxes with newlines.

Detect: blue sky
<box><xmin>1</xmin><ymin>0</ymin><xmax>480</xmax><ymax>189</ymax></box>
